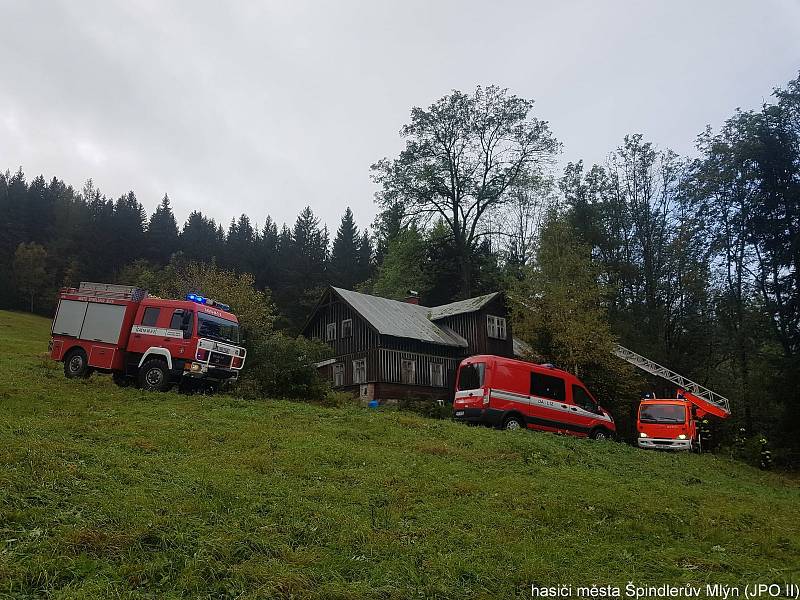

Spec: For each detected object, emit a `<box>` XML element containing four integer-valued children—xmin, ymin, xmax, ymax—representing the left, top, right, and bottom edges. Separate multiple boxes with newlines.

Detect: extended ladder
<box><xmin>613</xmin><ymin>344</ymin><xmax>730</xmax><ymax>415</ymax></box>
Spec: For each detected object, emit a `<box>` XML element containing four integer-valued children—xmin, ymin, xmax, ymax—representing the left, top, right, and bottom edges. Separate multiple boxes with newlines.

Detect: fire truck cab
<box><xmin>49</xmin><ymin>282</ymin><xmax>246</xmax><ymax>392</ymax></box>
<box><xmin>637</xmin><ymin>390</ymin><xmax>729</xmax><ymax>451</ymax></box>
<box><xmin>452</xmin><ymin>355</ymin><xmax>616</xmax><ymax>440</ymax></box>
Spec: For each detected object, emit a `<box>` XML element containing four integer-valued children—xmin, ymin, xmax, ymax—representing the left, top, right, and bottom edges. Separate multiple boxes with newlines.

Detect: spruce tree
<box><xmin>146</xmin><ymin>194</ymin><xmax>179</xmax><ymax>264</ymax></box>
<box><xmin>357</xmin><ymin>230</ymin><xmax>373</xmax><ymax>285</ymax></box>
<box><xmin>181</xmin><ymin>211</ymin><xmax>220</xmax><ymax>262</ymax></box>
<box><xmin>329</xmin><ymin>207</ymin><xmax>360</xmax><ymax>289</ymax></box>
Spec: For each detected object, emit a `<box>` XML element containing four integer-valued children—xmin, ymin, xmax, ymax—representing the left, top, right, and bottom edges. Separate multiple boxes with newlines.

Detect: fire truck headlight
<box><xmin>677</xmin><ymin>434</ymin><xmax>687</xmax><ymax>440</ymax></box>
<box><xmin>639</xmin><ymin>432</ymin><xmax>648</xmax><ymax>438</ymax></box>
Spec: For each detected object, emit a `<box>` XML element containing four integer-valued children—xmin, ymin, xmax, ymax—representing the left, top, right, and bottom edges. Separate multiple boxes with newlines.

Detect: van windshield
<box><xmin>458</xmin><ymin>363</ymin><xmax>485</xmax><ymax>390</ymax></box>
<box><xmin>198</xmin><ymin>313</ymin><xmax>240</xmax><ymax>344</ymax></box>
<box><xmin>639</xmin><ymin>403</ymin><xmax>686</xmax><ymax>424</ymax></box>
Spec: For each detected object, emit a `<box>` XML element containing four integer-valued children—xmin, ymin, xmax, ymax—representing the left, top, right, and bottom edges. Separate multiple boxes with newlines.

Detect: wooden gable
<box><xmin>433</xmin><ymin>293</ymin><xmax>514</xmax><ymax>357</ymax></box>
<box><xmin>302</xmin><ymin>288</ymin><xmax>379</xmax><ymax>356</ymax></box>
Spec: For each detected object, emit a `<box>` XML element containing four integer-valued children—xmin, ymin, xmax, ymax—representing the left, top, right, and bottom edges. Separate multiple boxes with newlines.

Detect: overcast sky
<box><xmin>1</xmin><ymin>1</ymin><xmax>799</xmax><ymax>232</ymax></box>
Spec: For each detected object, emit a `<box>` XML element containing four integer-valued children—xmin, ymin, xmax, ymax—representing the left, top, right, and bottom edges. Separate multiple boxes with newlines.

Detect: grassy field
<box><xmin>0</xmin><ymin>309</ymin><xmax>798</xmax><ymax>599</ymax></box>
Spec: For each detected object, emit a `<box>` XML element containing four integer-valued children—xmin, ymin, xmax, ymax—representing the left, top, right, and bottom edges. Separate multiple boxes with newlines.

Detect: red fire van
<box><xmin>452</xmin><ymin>355</ymin><xmax>615</xmax><ymax>439</ymax></box>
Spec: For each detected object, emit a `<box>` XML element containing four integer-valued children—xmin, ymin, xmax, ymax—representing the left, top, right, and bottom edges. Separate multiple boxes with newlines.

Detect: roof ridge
<box><xmin>430</xmin><ymin>291</ymin><xmax>498</xmax><ymax>310</ymax></box>
<box><xmin>331</xmin><ymin>286</ymin><xmax>431</xmax><ymax>309</ymax></box>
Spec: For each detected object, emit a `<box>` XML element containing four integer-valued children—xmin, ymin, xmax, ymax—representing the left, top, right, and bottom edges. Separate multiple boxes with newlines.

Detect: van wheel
<box><xmin>503</xmin><ymin>415</ymin><xmax>525</xmax><ymax>431</ymax></box>
<box><xmin>590</xmin><ymin>428</ymin><xmax>609</xmax><ymax>441</ymax></box>
<box><xmin>138</xmin><ymin>359</ymin><xmax>171</xmax><ymax>392</ymax></box>
<box><xmin>64</xmin><ymin>349</ymin><xmax>91</xmax><ymax>379</ymax></box>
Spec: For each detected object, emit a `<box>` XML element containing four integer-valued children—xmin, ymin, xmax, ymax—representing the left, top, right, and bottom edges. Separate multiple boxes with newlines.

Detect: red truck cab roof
<box><xmin>140</xmin><ymin>297</ymin><xmax>240</xmax><ymax>323</ymax></box>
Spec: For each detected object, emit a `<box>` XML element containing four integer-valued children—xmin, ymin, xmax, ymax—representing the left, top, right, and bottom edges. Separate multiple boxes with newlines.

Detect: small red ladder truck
<box><xmin>49</xmin><ymin>282</ymin><xmax>247</xmax><ymax>392</ymax></box>
<box><xmin>613</xmin><ymin>345</ymin><xmax>731</xmax><ymax>451</ymax></box>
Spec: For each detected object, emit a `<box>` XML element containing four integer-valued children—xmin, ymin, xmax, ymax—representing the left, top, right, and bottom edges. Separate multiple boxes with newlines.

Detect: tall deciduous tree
<box><xmin>13</xmin><ymin>242</ymin><xmax>48</xmax><ymax>312</ymax></box>
<box><xmin>371</xmin><ymin>225</ymin><xmax>430</xmax><ymax>301</ymax></box>
<box><xmin>511</xmin><ymin>213</ymin><xmax>640</xmax><ymax>427</ymax></box>
<box><xmin>372</xmin><ymin>85</ymin><xmax>558</xmax><ymax>297</ymax></box>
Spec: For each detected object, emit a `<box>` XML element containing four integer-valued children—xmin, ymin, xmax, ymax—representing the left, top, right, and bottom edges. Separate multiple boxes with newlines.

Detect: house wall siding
<box><xmin>435</xmin><ymin>295</ymin><xmax>514</xmax><ymax>358</ymax></box>
<box><xmin>304</xmin><ymin>288</ymin><xmax>515</xmax><ymax>402</ymax></box>
<box><xmin>304</xmin><ymin>292</ymin><xmax>379</xmax><ymax>356</ymax></box>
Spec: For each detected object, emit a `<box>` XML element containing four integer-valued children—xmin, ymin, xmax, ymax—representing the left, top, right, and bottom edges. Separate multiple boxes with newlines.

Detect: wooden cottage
<box><xmin>302</xmin><ymin>287</ymin><xmax>518</xmax><ymax>404</ymax></box>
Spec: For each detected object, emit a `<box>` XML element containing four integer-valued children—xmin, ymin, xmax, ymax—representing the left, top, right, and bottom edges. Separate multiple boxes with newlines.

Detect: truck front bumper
<box><xmin>637</xmin><ymin>437</ymin><xmax>692</xmax><ymax>450</ymax></box>
<box><xmin>182</xmin><ymin>362</ymin><xmax>239</xmax><ymax>384</ymax></box>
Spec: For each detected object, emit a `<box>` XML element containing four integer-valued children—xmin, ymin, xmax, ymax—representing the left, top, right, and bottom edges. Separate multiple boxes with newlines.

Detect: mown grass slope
<box><xmin>0</xmin><ymin>309</ymin><xmax>798</xmax><ymax>599</ymax></box>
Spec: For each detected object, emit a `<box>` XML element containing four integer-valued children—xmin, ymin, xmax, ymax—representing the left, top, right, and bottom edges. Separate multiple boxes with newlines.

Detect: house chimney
<box><xmin>404</xmin><ymin>290</ymin><xmax>420</xmax><ymax>305</ymax></box>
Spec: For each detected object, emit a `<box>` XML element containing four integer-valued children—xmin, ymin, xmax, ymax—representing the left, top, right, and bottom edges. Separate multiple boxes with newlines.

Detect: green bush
<box><xmin>240</xmin><ymin>333</ymin><xmax>331</xmax><ymax>400</ymax></box>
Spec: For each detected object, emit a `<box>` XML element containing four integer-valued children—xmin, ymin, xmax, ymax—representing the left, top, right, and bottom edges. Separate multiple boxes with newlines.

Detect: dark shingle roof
<box><xmin>331</xmin><ymin>288</ymin><xmax>468</xmax><ymax>347</ymax></box>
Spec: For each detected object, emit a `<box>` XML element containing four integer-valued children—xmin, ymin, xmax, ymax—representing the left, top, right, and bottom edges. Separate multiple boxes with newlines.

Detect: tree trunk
<box><xmin>458</xmin><ymin>249</ymin><xmax>472</xmax><ymax>298</ymax></box>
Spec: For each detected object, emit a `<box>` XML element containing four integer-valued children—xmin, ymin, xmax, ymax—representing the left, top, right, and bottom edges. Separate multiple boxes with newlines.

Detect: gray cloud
<box><xmin>1</xmin><ymin>0</ymin><xmax>798</xmax><ymax>231</ymax></box>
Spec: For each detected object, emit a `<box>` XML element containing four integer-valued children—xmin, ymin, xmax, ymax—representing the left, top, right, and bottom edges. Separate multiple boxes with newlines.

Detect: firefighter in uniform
<box><xmin>733</xmin><ymin>427</ymin><xmax>747</xmax><ymax>457</ymax></box>
<box><xmin>698</xmin><ymin>418</ymin><xmax>711</xmax><ymax>452</ymax></box>
<box><xmin>759</xmin><ymin>437</ymin><xmax>773</xmax><ymax>470</ymax></box>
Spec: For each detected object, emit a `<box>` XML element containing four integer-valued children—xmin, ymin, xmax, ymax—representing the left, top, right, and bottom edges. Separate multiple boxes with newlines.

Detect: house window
<box><xmin>430</xmin><ymin>363</ymin><xmax>444</xmax><ymax>387</ymax></box>
<box><xmin>353</xmin><ymin>358</ymin><xmax>366</xmax><ymax>384</ymax></box>
<box><xmin>401</xmin><ymin>359</ymin><xmax>416</xmax><ymax>384</ymax></box>
<box><xmin>141</xmin><ymin>307</ymin><xmax>161</xmax><ymax>327</ymax></box>
<box><xmin>333</xmin><ymin>362</ymin><xmax>344</xmax><ymax>387</ymax></box>
<box><xmin>326</xmin><ymin>322</ymin><xmax>336</xmax><ymax>341</ymax></box>
<box><xmin>487</xmin><ymin>315</ymin><xmax>507</xmax><ymax>340</ymax></box>
<box><xmin>341</xmin><ymin>319</ymin><xmax>352</xmax><ymax>338</ymax></box>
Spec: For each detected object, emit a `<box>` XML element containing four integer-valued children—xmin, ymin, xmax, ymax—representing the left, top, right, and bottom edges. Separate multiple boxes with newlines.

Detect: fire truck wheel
<box><xmin>138</xmin><ymin>359</ymin><xmax>172</xmax><ymax>392</ymax></box>
<box><xmin>502</xmin><ymin>415</ymin><xmax>525</xmax><ymax>431</ymax></box>
<box><xmin>63</xmin><ymin>349</ymin><xmax>91</xmax><ymax>379</ymax></box>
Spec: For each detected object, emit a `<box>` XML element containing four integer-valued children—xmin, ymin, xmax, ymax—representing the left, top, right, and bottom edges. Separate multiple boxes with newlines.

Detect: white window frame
<box><xmin>353</xmin><ymin>358</ymin><xmax>366</xmax><ymax>384</ymax></box>
<box><xmin>333</xmin><ymin>362</ymin><xmax>344</xmax><ymax>387</ymax></box>
<box><xmin>401</xmin><ymin>358</ymin><xmax>416</xmax><ymax>385</ymax></box>
<box><xmin>341</xmin><ymin>318</ymin><xmax>352</xmax><ymax>338</ymax></box>
<box><xmin>326</xmin><ymin>322</ymin><xmax>336</xmax><ymax>341</ymax></box>
<box><xmin>487</xmin><ymin>315</ymin><xmax>507</xmax><ymax>340</ymax></box>
<box><xmin>430</xmin><ymin>363</ymin><xmax>444</xmax><ymax>387</ymax></box>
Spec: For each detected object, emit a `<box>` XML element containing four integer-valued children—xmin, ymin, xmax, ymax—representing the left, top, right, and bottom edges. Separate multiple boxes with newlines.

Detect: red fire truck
<box><xmin>636</xmin><ymin>390</ymin><xmax>729</xmax><ymax>451</ymax></box>
<box><xmin>612</xmin><ymin>345</ymin><xmax>731</xmax><ymax>451</ymax></box>
<box><xmin>452</xmin><ymin>355</ymin><xmax>616</xmax><ymax>440</ymax></box>
<box><xmin>49</xmin><ymin>282</ymin><xmax>246</xmax><ymax>391</ymax></box>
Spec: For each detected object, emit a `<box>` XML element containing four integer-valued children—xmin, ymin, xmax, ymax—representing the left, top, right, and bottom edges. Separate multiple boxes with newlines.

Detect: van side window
<box><xmin>572</xmin><ymin>385</ymin><xmax>599</xmax><ymax>413</ymax></box>
<box><xmin>530</xmin><ymin>372</ymin><xmax>565</xmax><ymax>401</ymax></box>
<box><xmin>141</xmin><ymin>307</ymin><xmax>160</xmax><ymax>327</ymax></box>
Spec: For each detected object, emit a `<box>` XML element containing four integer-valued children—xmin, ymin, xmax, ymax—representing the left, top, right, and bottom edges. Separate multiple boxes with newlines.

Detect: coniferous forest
<box><xmin>2</xmin><ymin>75</ymin><xmax>798</xmax><ymax>464</ymax></box>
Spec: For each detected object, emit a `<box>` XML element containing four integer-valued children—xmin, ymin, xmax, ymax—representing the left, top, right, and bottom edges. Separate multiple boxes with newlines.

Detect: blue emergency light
<box><xmin>186</xmin><ymin>293</ymin><xmax>231</xmax><ymax>312</ymax></box>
